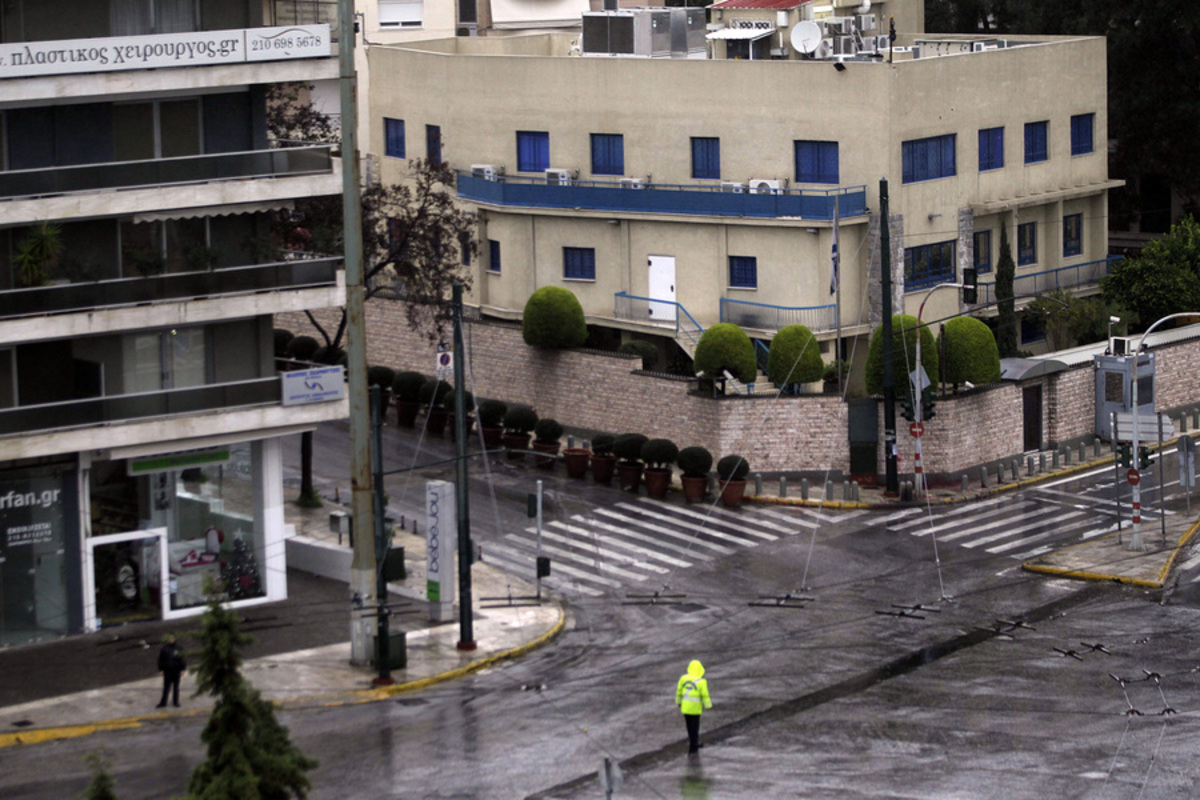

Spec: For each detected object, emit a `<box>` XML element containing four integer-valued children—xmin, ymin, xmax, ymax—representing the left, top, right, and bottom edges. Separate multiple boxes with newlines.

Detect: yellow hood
<box><xmin>687</xmin><ymin>659</ymin><xmax>705</xmax><ymax>679</ymax></box>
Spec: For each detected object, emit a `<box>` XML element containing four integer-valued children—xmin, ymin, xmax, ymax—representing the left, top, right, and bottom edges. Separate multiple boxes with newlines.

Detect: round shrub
<box><xmin>767</xmin><ymin>324</ymin><xmax>824</xmax><ymax>388</ymax></box>
<box><xmin>534</xmin><ymin>417</ymin><xmax>564</xmax><ymax>443</ymax></box>
<box><xmin>312</xmin><ymin>345</ymin><xmax>346</xmax><ymax>366</ymax></box>
<box><xmin>613</xmin><ymin>433</ymin><xmax>649</xmax><ymax>463</ymax></box>
<box><xmin>641</xmin><ymin>438</ymin><xmax>679</xmax><ymax>470</ymax></box>
<box><xmin>938</xmin><ymin>316</ymin><xmax>1001</xmax><ymax>386</ymax></box>
<box><xmin>677</xmin><ymin>446</ymin><xmax>713</xmax><ymax>478</ymax></box>
<box><xmin>367</xmin><ymin>365</ymin><xmax>396</xmax><ymax>389</ymax></box>
<box><xmin>591</xmin><ymin>432</ymin><xmax>616</xmax><ymax>456</ymax></box>
<box><xmin>716</xmin><ymin>454</ymin><xmax>750</xmax><ymax>482</ymax></box>
<box><xmin>418</xmin><ymin>378</ymin><xmax>452</xmax><ymax>407</ymax></box>
<box><xmin>522</xmin><ymin>286</ymin><xmax>588</xmax><ymax>349</ymax></box>
<box><xmin>442</xmin><ymin>389</ymin><xmax>474</xmax><ymax>413</ymax></box>
<box><xmin>618</xmin><ymin>340</ymin><xmax>659</xmax><ymax>370</ymax></box>
<box><xmin>392</xmin><ymin>371</ymin><xmax>426</xmax><ymax>402</ymax></box>
<box><xmin>693</xmin><ymin>323</ymin><xmax>757</xmax><ymax>384</ymax></box>
<box><xmin>477</xmin><ymin>399</ymin><xmax>507</xmax><ymax>428</ymax></box>
<box><xmin>865</xmin><ymin>314</ymin><xmax>939</xmax><ymax>397</ymax></box>
<box><xmin>274</xmin><ymin>328</ymin><xmax>295</xmax><ymax>358</ymax></box>
<box><xmin>286</xmin><ymin>335</ymin><xmax>319</xmax><ymax>362</ymax></box>
<box><xmin>503</xmin><ymin>404</ymin><xmax>539</xmax><ymax>434</ymax></box>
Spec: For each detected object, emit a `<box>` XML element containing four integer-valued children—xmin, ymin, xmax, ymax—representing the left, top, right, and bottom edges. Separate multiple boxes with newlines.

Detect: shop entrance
<box><xmin>85</xmin><ymin>529</ymin><xmax>166</xmax><ymax>631</ymax></box>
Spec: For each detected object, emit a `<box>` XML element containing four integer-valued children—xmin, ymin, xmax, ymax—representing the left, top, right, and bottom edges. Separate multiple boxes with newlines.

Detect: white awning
<box><xmin>706</xmin><ymin>27</ymin><xmax>775</xmax><ymax>41</ymax></box>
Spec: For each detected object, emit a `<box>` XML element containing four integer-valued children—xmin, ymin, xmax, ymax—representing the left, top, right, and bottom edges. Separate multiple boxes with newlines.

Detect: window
<box><xmin>379</xmin><ymin>0</ymin><xmax>423</xmax><ymax>27</ymax></box>
<box><xmin>978</xmin><ymin>127</ymin><xmax>1003</xmax><ymax>171</ymax></box>
<box><xmin>691</xmin><ymin>137</ymin><xmax>720</xmax><ymax>180</ymax></box>
<box><xmin>904</xmin><ymin>240</ymin><xmax>956</xmax><ymax>289</ymax></box>
<box><xmin>1071</xmin><ymin>113</ymin><xmax>1094</xmax><ymax>156</ymax></box>
<box><xmin>1018</xmin><ymin>222</ymin><xmax>1037</xmax><ymax>265</ymax></box>
<box><xmin>488</xmin><ymin>240</ymin><xmax>501</xmax><ymax>274</ymax></box>
<box><xmin>426</xmin><ymin>124</ymin><xmax>441</xmax><ymax>165</ymax></box>
<box><xmin>384</xmin><ymin>118</ymin><xmax>405</xmax><ymax>158</ymax></box>
<box><xmin>728</xmin><ymin>256</ymin><xmax>757</xmax><ymax>289</ymax></box>
<box><xmin>973</xmin><ymin>230</ymin><xmax>992</xmax><ymax>274</ymax></box>
<box><xmin>1020</xmin><ymin>316</ymin><xmax>1045</xmax><ymax>344</ymax></box>
<box><xmin>1024</xmin><ymin>121</ymin><xmax>1048</xmax><ymax>164</ymax></box>
<box><xmin>1063</xmin><ymin>213</ymin><xmax>1082</xmax><ymax>257</ymax></box>
<box><xmin>901</xmin><ymin>134</ymin><xmax>956</xmax><ymax>183</ymax></box>
<box><xmin>794</xmin><ymin>140</ymin><xmax>839</xmax><ymax>184</ymax></box>
<box><xmin>563</xmin><ymin>247</ymin><xmax>595</xmax><ymax>280</ymax></box>
<box><xmin>591</xmin><ymin>133</ymin><xmax>624</xmax><ymax>176</ymax></box>
<box><xmin>517</xmin><ymin>131</ymin><xmax>550</xmax><ymax>173</ymax></box>
<box><xmin>110</xmin><ymin>0</ymin><xmax>198</xmax><ymax>35</ymax></box>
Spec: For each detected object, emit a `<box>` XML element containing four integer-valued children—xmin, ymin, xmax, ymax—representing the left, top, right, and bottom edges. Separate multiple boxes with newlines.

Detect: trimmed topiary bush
<box><xmin>312</xmin><ymin>345</ymin><xmax>346</xmax><ymax>366</ymax></box>
<box><xmin>477</xmin><ymin>399</ymin><xmax>507</xmax><ymax>428</ymax></box>
<box><xmin>716</xmin><ymin>454</ymin><xmax>750</xmax><ymax>482</ymax></box>
<box><xmin>694</xmin><ymin>323</ymin><xmax>757</xmax><ymax>384</ymax></box>
<box><xmin>503</xmin><ymin>404</ymin><xmax>539</xmax><ymax>434</ymax></box>
<box><xmin>766</xmin><ymin>324</ymin><xmax>824</xmax><ymax>388</ymax></box>
<box><xmin>392</xmin><ymin>371</ymin><xmax>426</xmax><ymax>402</ymax></box>
<box><xmin>418</xmin><ymin>378</ymin><xmax>452</xmax><ymax>407</ymax></box>
<box><xmin>613</xmin><ymin>433</ymin><xmax>649</xmax><ymax>463</ymax></box>
<box><xmin>591</xmin><ymin>432</ymin><xmax>616</xmax><ymax>456</ymax></box>
<box><xmin>938</xmin><ymin>316</ymin><xmax>1001</xmax><ymax>387</ymax></box>
<box><xmin>522</xmin><ymin>286</ymin><xmax>588</xmax><ymax>349</ymax></box>
<box><xmin>865</xmin><ymin>314</ymin><xmax>939</xmax><ymax>397</ymax></box>
<box><xmin>274</xmin><ymin>329</ymin><xmax>295</xmax><ymax>358</ymax></box>
<box><xmin>534</xmin><ymin>417</ymin><xmax>564</xmax><ymax>443</ymax></box>
<box><xmin>286</xmin><ymin>335</ymin><xmax>319</xmax><ymax>362</ymax></box>
<box><xmin>618</xmin><ymin>340</ymin><xmax>659</xmax><ymax>370</ymax></box>
<box><xmin>442</xmin><ymin>389</ymin><xmax>474</xmax><ymax>413</ymax></box>
<box><xmin>677</xmin><ymin>446</ymin><xmax>713</xmax><ymax>478</ymax></box>
<box><xmin>641</xmin><ymin>438</ymin><xmax>679</xmax><ymax>470</ymax></box>
<box><xmin>367</xmin><ymin>365</ymin><xmax>396</xmax><ymax>389</ymax></box>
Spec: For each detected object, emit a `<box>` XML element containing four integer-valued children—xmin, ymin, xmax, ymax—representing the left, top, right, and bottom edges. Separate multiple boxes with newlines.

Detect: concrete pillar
<box><xmin>801</xmin><ymin>478</ymin><xmax>809</xmax><ymax>500</ymax></box>
<box><xmin>779</xmin><ymin>477</ymin><xmax>788</xmax><ymax>498</ymax></box>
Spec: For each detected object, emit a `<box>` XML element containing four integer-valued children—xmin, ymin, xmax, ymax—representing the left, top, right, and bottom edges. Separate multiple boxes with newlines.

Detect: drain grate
<box><xmin>11</xmin><ymin>719</ymin><xmax>33</xmax><ymax>728</ymax></box>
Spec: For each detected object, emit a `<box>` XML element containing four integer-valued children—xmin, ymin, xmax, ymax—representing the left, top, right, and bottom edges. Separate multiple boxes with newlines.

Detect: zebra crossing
<box><xmin>481</xmin><ymin>498</ymin><xmax>865</xmax><ymax>597</ymax></box>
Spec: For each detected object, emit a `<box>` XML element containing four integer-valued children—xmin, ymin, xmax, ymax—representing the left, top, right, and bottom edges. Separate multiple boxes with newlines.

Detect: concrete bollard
<box><xmin>825</xmin><ymin>480</ymin><xmax>834</xmax><ymax>501</ymax></box>
<box><xmin>1039</xmin><ymin>453</ymin><xmax>1047</xmax><ymax>473</ymax></box>
<box><xmin>1094</xmin><ymin>438</ymin><xmax>1101</xmax><ymax>458</ymax></box>
<box><xmin>1078</xmin><ymin>444</ymin><xmax>1086</xmax><ymax>462</ymax></box>
<box><xmin>997</xmin><ymin>462</ymin><xmax>1005</xmax><ymax>482</ymax></box>
<box><xmin>779</xmin><ymin>477</ymin><xmax>788</xmax><ymax>499</ymax></box>
<box><xmin>962</xmin><ymin>474</ymin><xmax>969</xmax><ymax>492</ymax></box>
<box><xmin>1012</xmin><ymin>458</ymin><xmax>1021</xmax><ymax>478</ymax></box>
<box><xmin>1027</xmin><ymin>456</ymin><xmax>1035</xmax><ymax>476</ymax></box>
<box><xmin>1052</xmin><ymin>450</ymin><xmax>1060</xmax><ymax>469</ymax></box>
<box><xmin>1063</xmin><ymin>447</ymin><xmax>1072</xmax><ymax>465</ymax></box>
<box><xmin>754</xmin><ymin>473</ymin><xmax>763</xmax><ymax>496</ymax></box>
<box><xmin>843</xmin><ymin>480</ymin><xmax>851</xmax><ymax>501</ymax></box>
<box><xmin>567</xmin><ymin>435</ymin><xmax>575</xmax><ymax>449</ymax></box>
<box><xmin>851</xmin><ymin>481</ymin><xmax>860</xmax><ymax>502</ymax></box>
<box><xmin>801</xmin><ymin>478</ymin><xmax>810</xmax><ymax>501</ymax></box>
<box><xmin>981</xmin><ymin>466</ymin><xmax>989</xmax><ymax>488</ymax></box>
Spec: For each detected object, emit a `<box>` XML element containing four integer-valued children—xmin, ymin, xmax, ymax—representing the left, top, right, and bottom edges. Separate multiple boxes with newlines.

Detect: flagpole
<box><xmin>833</xmin><ymin>194</ymin><xmax>842</xmax><ymax>395</ymax></box>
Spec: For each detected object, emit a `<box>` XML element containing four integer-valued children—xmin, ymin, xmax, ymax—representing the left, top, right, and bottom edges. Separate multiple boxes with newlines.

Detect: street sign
<box><xmin>910</xmin><ymin>422</ymin><xmax>924</xmax><ymax>438</ymax></box>
<box><xmin>908</xmin><ymin>366</ymin><xmax>931</xmax><ymax>393</ymax></box>
<box><xmin>1127</xmin><ymin>468</ymin><xmax>1141</xmax><ymax>486</ymax></box>
<box><xmin>1113</xmin><ymin>412</ymin><xmax>1175</xmax><ymax>443</ymax></box>
<box><xmin>435</xmin><ymin>341</ymin><xmax>453</xmax><ymax>380</ymax></box>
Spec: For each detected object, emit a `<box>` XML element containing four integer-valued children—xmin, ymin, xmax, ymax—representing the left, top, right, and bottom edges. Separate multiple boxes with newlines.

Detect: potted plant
<box><xmin>716</xmin><ymin>454</ymin><xmax>750</xmax><ymax>507</ymax></box>
<box><xmin>444</xmin><ymin>390</ymin><xmax>475</xmax><ymax>443</ymax></box>
<box><xmin>641</xmin><ymin>438</ymin><xmax>679</xmax><ymax>500</ymax></box>
<box><xmin>590</xmin><ymin>433</ymin><xmax>617</xmax><ymax>485</ymax></box>
<box><xmin>14</xmin><ymin>223</ymin><xmax>64</xmax><ymax>288</ymax></box>
<box><xmin>367</xmin><ymin>365</ymin><xmax>396</xmax><ymax>411</ymax></box>
<box><xmin>613</xmin><ymin>433</ymin><xmax>648</xmax><ymax>493</ymax></box>
<box><xmin>419</xmin><ymin>378</ymin><xmax>453</xmax><ymax>436</ymax></box>
<box><xmin>392</xmin><ymin>371</ymin><xmax>426</xmax><ymax>428</ymax></box>
<box><xmin>477</xmin><ymin>399</ymin><xmax>507</xmax><ymax>449</ymax></box>
<box><xmin>532</xmin><ymin>417</ymin><xmax>564</xmax><ymax>469</ymax></box>
<box><xmin>285</xmin><ymin>335</ymin><xmax>320</xmax><ymax>369</ymax></box>
<box><xmin>677</xmin><ymin>446</ymin><xmax>713</xmax><ymax>504</ymax></box>
<box><xmin>563</xmin><ymin>438</ymin><xmax>592</xmax><ymax>480</ymax></box>
<box><xmin>503</xmin><ymin>404</ymin><xmax>539</xmax><ymax>460</ymax></box>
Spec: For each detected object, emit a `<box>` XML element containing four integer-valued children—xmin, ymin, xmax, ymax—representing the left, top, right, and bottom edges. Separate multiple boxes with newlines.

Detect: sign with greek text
<box><xmin>0</xmin><ymin>471</ymin><xmax>65</xmax><ymax>550</ymax></box>
<box><xmin>281</xmin><ymin>365</ymin><xmax>345</xmax><ymax>407</ymax></box>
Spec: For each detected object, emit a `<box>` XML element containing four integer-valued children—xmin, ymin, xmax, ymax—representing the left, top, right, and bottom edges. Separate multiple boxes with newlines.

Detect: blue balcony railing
<box><xmin>720</xmin><ymin>297</ymin><xmax>838</xmax><ymax>332</ymax></box>
<box><xmin>614</xmin><ymin>291</ymin><xmax>704</xmax><ymax>348</ymax></box>
<box><xmin>458</xmin><ymin>173</ymin><xmax>866</xmax><ymax>220</ymax></box>
<box><xmin>0</xmin><ymin>257</ymin><xmax>340</xmax><ymax>321</ymax></box>
<box><xmin>974</xmin><ymin>255</ymin><xmax>1123</xmax><ymax>306</ymax></box>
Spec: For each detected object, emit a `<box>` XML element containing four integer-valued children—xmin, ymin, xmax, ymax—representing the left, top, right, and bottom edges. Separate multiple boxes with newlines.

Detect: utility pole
<box><xmin>880</xmin><ymin>178</ymin><xmax>898</xmax><ymax>495</ymax></box>
<box><xmin>452</xmin><ymin>284</ymin><xmax>476</xmax><ymax>650</ymax></box>
<box><xmin>370</xmin><ymin>386</ymin><xmax>393</xmax><ymax>684</ymax></box>
<box><xmin>339</xmin><ymin>0</ymin><xmax>376</xmax><ymax>665</ymax></box>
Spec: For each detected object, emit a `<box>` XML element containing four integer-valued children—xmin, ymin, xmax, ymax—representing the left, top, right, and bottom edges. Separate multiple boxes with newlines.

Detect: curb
<box><xmin>1021</xmin><ymin>517</ymin><xmax>1200</xmax><ymax>588</ymax></box>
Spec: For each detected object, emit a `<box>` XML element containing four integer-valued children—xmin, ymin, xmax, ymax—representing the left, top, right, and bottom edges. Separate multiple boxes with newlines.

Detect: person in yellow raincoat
<box><xmin>675</xmin><ymin>659</ymin><xmax>712</xmax><ymax>753</ymax></box>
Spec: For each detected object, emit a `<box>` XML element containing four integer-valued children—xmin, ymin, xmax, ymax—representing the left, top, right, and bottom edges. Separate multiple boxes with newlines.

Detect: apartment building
<box><xmin>0</xmin><ymin>0</ymin><xmax>347</xmax><ymax>646</ymax></box>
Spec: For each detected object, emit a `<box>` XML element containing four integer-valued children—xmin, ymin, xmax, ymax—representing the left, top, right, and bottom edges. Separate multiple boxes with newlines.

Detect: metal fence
<box><xmin>975</xmin><ymin>255</ymin><xmax>1122</xmax><ymax>306</ymax></box>
<box><xmin>613</xmin><ymin>291</ymin><xmax>704</xmax><ymax>350</ymax></box>
<box><xmin>720</xmin><ymin>297</ymin><xmax>838</xmax><ymax>332</ymax></box>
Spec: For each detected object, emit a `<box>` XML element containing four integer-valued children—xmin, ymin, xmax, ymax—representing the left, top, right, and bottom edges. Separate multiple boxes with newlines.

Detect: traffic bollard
<box><xmin>825</xmin><ymin>480</ymin><xmax>834</xmax><ymax>501</ymax></box>
<box><xmin>754</xmin><ymin>473</ymin><xmax>763</xmax><ymax>496</ymax></box>
<box><xmin>779</xmin><ymin>476</ymin><xmax>788</xmax><ymax>498</ymax></box>
<box><xmin>801</xmin><ymin>478</ymin><xmax>809</xmax><ymax>501</ymax></box>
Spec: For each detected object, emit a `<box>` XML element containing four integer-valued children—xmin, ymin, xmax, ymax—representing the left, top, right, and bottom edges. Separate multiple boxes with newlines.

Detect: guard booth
<box><xmin>1094</xmin><ymin>353</ymin><xmax>1155</xmax><ymax>441</ymax></box>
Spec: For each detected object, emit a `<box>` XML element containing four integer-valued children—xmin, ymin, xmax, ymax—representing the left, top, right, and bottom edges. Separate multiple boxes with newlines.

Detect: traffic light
<box><xmin>922</xmin><ymin>386</ymin><xmax>937</xmax><ymax>420</ymax></box>
<box><xmin>962</xmin><ymin>267</ymin><xmax>978</xmax><ymax>304</ymax></box>
<box><xmin>1116</xmin><ymin>442</ymin><xmax>1132</xmax><ymax>468</ymax></box>
<box><xmin>901</xmin><ymin>391</ymin><xmax>915</xmax><ymax>422</ymax></box>
<box><xmin>1137</xmin><ymin>445</ymin><xmax>1154</xmax><ymax>470</ymax></box>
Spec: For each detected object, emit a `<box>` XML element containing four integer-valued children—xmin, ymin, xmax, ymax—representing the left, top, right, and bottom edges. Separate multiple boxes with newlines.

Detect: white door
<box><xmin>647</xmin><ymin>255</ymin><xmax>676</xmax><ymax>322</ymax></box>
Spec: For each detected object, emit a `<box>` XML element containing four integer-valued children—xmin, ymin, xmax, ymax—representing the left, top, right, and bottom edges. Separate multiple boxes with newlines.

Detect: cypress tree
<box><xmin>996</xmin><ymin>225</ymin><xmax>1018</xmax><ymax>358</ymax></box>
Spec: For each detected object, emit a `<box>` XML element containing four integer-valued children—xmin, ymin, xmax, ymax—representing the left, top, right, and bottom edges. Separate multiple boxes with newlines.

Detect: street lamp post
<box><xmin>911</xmin><ymin>282</ymin><xmax>965</xmax><ymax>497</ymax></box>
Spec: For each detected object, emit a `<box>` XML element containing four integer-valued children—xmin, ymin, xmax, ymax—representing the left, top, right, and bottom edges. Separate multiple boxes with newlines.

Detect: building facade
<box><xmin>0</xmin><ymin>0</ymin><xmax>346</xmax><ymax>646</ymax></box>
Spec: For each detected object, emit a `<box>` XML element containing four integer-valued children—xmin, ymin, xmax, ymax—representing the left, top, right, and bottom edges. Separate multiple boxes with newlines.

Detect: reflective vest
<box><xmin>675</xmin><ymin>659</ymin><xmax>712</xmax><ymax>715</ymax></box>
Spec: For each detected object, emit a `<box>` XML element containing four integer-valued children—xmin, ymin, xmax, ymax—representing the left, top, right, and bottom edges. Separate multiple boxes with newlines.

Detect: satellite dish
<box><xmin>790</xmin><ymin>21</ymin><xmax>822</xmax><ymax>55</ymax></box>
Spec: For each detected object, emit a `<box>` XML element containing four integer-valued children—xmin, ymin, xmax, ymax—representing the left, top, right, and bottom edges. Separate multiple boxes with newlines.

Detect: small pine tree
<box><xmin>185</xmin><ymin>599</ymin><xmax>317</xmax><ymax>800</ymax></box>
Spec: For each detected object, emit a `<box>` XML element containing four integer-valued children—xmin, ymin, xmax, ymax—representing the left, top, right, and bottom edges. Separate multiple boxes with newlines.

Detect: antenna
<box><xmin>789</xmin><ymin>20</ymin><xmax>822</xmax><ymax>55</ymax></box>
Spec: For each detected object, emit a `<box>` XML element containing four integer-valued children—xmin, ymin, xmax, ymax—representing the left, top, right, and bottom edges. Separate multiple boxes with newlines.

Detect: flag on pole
<box><xmin>829</xmin><ymin>196</ymin><xmax>840</xmax><ymax>296</ymax></box>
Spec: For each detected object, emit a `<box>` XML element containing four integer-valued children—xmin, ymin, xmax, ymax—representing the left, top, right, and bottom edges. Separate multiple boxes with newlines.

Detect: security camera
<box><xmin>964</xmin><ymin>381</ymin><xmax>976</xmax><ymax>390</ymax></box>
<box><xmin>1109</xmin><ymin>316</ymin><xmax>1121</xmax><ymax>324</ymax></box>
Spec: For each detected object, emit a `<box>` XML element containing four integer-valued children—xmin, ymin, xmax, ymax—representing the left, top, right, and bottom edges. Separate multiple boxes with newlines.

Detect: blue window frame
<box><xmin>384</xmin><ymin>118</ymin><xmax>405</xmax><ymax>158</ymax></box>
<box><xmin>1021</xmin><ymin>316</ymin><xmax>1045</xmax><ymax>344</ymax></box>
<box><xmin>691</xmin><ymin>137</ymin><xmax>720</xmax><ymax>180</ymax></box>
<box><xmin>488</xmin><ymin>239</ymin><xmax>501</xmax><ymax>273</ymax></box>
<box><xmin>794</xmin><ymin>140</ymin><xmax>839</xmax><ymax>184</ymax></box>
<box><xmin>978</xmin><ymin>127</ymin><xmax>1003</xmax><ymax>171</ymax></box>
<box><xmin>563</xmin><ymin>247</ymin><xmax>595</xmax><ymax>280</ymax></box>
<box><xmin>728</xmin><ymin>256</ymin><xmax>757</xmax><ymax>288</ymax></box>
<box><xmin>517</xmin><ymin>131</ymin><xmax>550</xmax><ymax>173</ymax></box>
<box><xmin>904</xmin><ymin>240</ymin><xmax>956</xmax><ymax>289</ymax></box>
<box><xmin>590</xmin><ymin>133</ymin><xmax>624</xmax><ymax>176</ymax></box>
<box><xmin>1063</xmin><ymin>214</ymin><xmax>1082</xmax><ymax>257</ymax></box>
<box><xmin>901</xmin><ymin>134</ymin><xmax>956</xmax><ymax>183</ymax></box>
<box><xmin>973</xmin><ymin>230</ymin><xmax>992</xmax><ymax>274</ymax></box>
<box><xmin>1018</xmin><ymin>222</ymin><xmax>1037</xmax><ymax>265</ymax></box>
<box><xmin>1024</xmin><ymin>121</ymin><xmax>1048</xmax><ymax>163</ymax></box>
<box><xmin>426</xmin><ymin>124</ymin><xmax>441</xmax><ymax>164</ymax></box>
<box><xmin>1070</xmin><ymin>113</ymin><xmax>1094</xmax><ymax>156</ymax></box>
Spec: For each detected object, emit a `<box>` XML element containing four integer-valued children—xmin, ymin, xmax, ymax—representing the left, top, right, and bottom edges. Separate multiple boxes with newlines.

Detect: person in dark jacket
<box><xmin>156</xmin><ymin>634</ymin><xmax>186</xmax><ymax>708</ymax></box>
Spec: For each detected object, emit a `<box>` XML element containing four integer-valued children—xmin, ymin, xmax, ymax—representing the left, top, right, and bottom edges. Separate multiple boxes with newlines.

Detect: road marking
<box><xmin>958</xmin><ymin>510</ymin><xmax>1086</xmax><ymax>549</ymax></box>
<box><xmin>481</xmin><ymin>542</ymin><xmax>607</xmax><ymax>596</ymax></box>
<box><xmin>639</xmin><ymin>499</ymin><xmax>784</xmax><ymax>539</ymax></box>
<box><xmin>592</xmin><ymin>507</ymin><xmax>735</xmax><ymax>555</ymax></box>
<box><xmin>567</xmin><ymin>514</ymin><xmax>713</xmax><ymax>561</ymax></box>
<box><xmin>535</xmin><ymin>522</ymin><xmax>682</xmax><ymax>570</ymax></box>
<box><xmin>613</xmin><ymin>503</ymin><xmax>766</xmax><ymax>547</ymax></box>
<box><xmin>755</xmin><ymin>506</ymin><xmax>820</xmax><ymax>530</ymax></box>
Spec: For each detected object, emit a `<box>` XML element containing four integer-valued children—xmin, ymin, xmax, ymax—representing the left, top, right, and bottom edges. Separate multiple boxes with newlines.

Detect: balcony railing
<box><xmin>614</xmin><ymin>291</ymin><xmax>705</xmax><ymax>348</ymax></box>
<box><xmin>974</xmin><ymin>255</ymin><xmax>1122</xmax><ymax>306</ymax></box>
<box><xmin>458</xmin><ymin>173</ymin><xmax>867</xmax><ymax>220</ymax></box>
<box><xmin>0</xmin><ymin>145</ymin><xmax>333</xmax><ymax>201</ymax></box>
<box><xmin>0</xmin><ymin>257</ymin><xmax>340</xmax><ymax>321</ymax></box>
<box><xmin>720</xmin><ymin>297</ymin><xmax>838</xmax><ymax>332</ymax></box>
<box><xmin>0</xmin><ymin>378</ymin><xmax>281</xmax><ymax>437</ymax></box>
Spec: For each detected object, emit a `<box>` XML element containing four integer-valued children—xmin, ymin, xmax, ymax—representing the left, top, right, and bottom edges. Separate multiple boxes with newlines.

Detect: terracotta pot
<box><xmin>532</xmin><ymin>440</ymin><xmax>560</xmax><ymax>469</ymax></box>
<box><xmin>503</xmin><ymin>432</ymin><xmax>531</xmax><ymax>461</ymax></box>
<box><xmin>680</xmin><ymin>475</ymin><xmax>708</xmax><ymax>504</ymax></box>
<box><xmin>481</xmin><ymin>426</ymin><xmax>504</xmax><ymax>449</ymax></box>
<box><xmin>446</xmin><ymin>413</ymin><xmax>475</xmax><ymax>442</ymax></box>
<box><xmin>643</xmin><ymin>468</ymin><xmax>672</xmax><ymax>499</ymax></box>
<box><xmin>563</xmin><ymin>448</ymin><xmax>591</xmax><ymax>479</ymax></box>
<box><xmin>425</xmin><ymin>407</ymin><xmax>449</xmax><ymax>437</ymax></box>
<box><xmin>591</xmin><ymin>453</ymin><xmax>616</xmax><ymax>485</ymax></box>
<box><xmin>617</xmin><ymin>461</ymin><xmax>644</xmax><ymax>493</ymax></box>
<box><xmin>395</xmin><ymin>399</ymin><xmax>420</xmax><ymax>429</ymax></box>
<box><xmin>719</xmin><ymin>478</ymin><xmax>747</xmax><ymax>507</ymax></box>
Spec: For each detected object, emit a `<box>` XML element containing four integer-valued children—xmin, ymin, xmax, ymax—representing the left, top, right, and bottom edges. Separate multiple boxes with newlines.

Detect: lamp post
<box><xmin>910</xmin><ymin>281</ymin><xmax>965</xmax><ymax>497</ymax></box>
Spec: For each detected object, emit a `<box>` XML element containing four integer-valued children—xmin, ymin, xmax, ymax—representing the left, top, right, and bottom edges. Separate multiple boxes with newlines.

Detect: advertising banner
<box><xmin>425</xmin><ymin>480</ymin><xmax>456</xmax><ymax>622</ymax></box>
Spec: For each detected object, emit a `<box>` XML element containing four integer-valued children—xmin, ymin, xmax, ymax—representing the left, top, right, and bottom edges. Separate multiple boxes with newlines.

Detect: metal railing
<box><xmin>0</xmin><ymin>145</ymin><xmax>333</xmax><ymax>201</ymax></box>
<box><xmin>613</xmin><ymin>291</ymin><xmax>705</xmax><ymax>350</ymax></box>
<box><xmin>0</xmin><ymin>257</ymin><xmax>340</xmax><ymax>320</ymax></box>
<box><xmin>0</xmin><ymin>378</ymin><xmax>282</xmax><ymax>437</ymax></box>
<box><xmin>720</xmin><ymin>297</ymin><xmax>838</xmax><ymax>332</ymax></box>
<box><xmin>973</xmin><ymin>255</ymin><xmax>1122</xmax><ymax>306</ymax></box>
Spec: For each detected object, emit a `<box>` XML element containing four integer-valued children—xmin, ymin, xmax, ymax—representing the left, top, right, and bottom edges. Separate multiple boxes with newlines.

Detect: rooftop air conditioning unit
<box><xmin>619</xmin><ymin>177</ymin><xmax>646</xmax><ymax>189</ymax></box>
<box><xmin>833</xmin><ymin>35</ymin><xmax>856</xmax><ymax>55</ymax></box>
<box><xmin>1111</xmin><ymin>336</ymin><xmax>1136</xmax><ymax>357</ymax></box>
<box><xmin>748</xmin><ymin>178</ymin><xmax>786</xmax><ymax>194</ymax></box>
<box><xmin>471</xmin><ymin>164</ymin><xmax>504</xmax><ymax>181</ymax></box>
<box><xmin>545</xmin><ymin>168</ymin><xmax>578</xmax><ymax>185</ymax></box>
<box><xmin>720</xmin><ymin>181</ymin><xmax>746</xmax><ymax>193</ymax></box>
<box><xmin>876</xmin><ymin>34</ymin><xmax>890</xmax><ymax>51</ymax></box>
<box><xmin>857</xmin><ymin>13</ymin><xmax>876</xmax><ymax>31</ymax></box>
